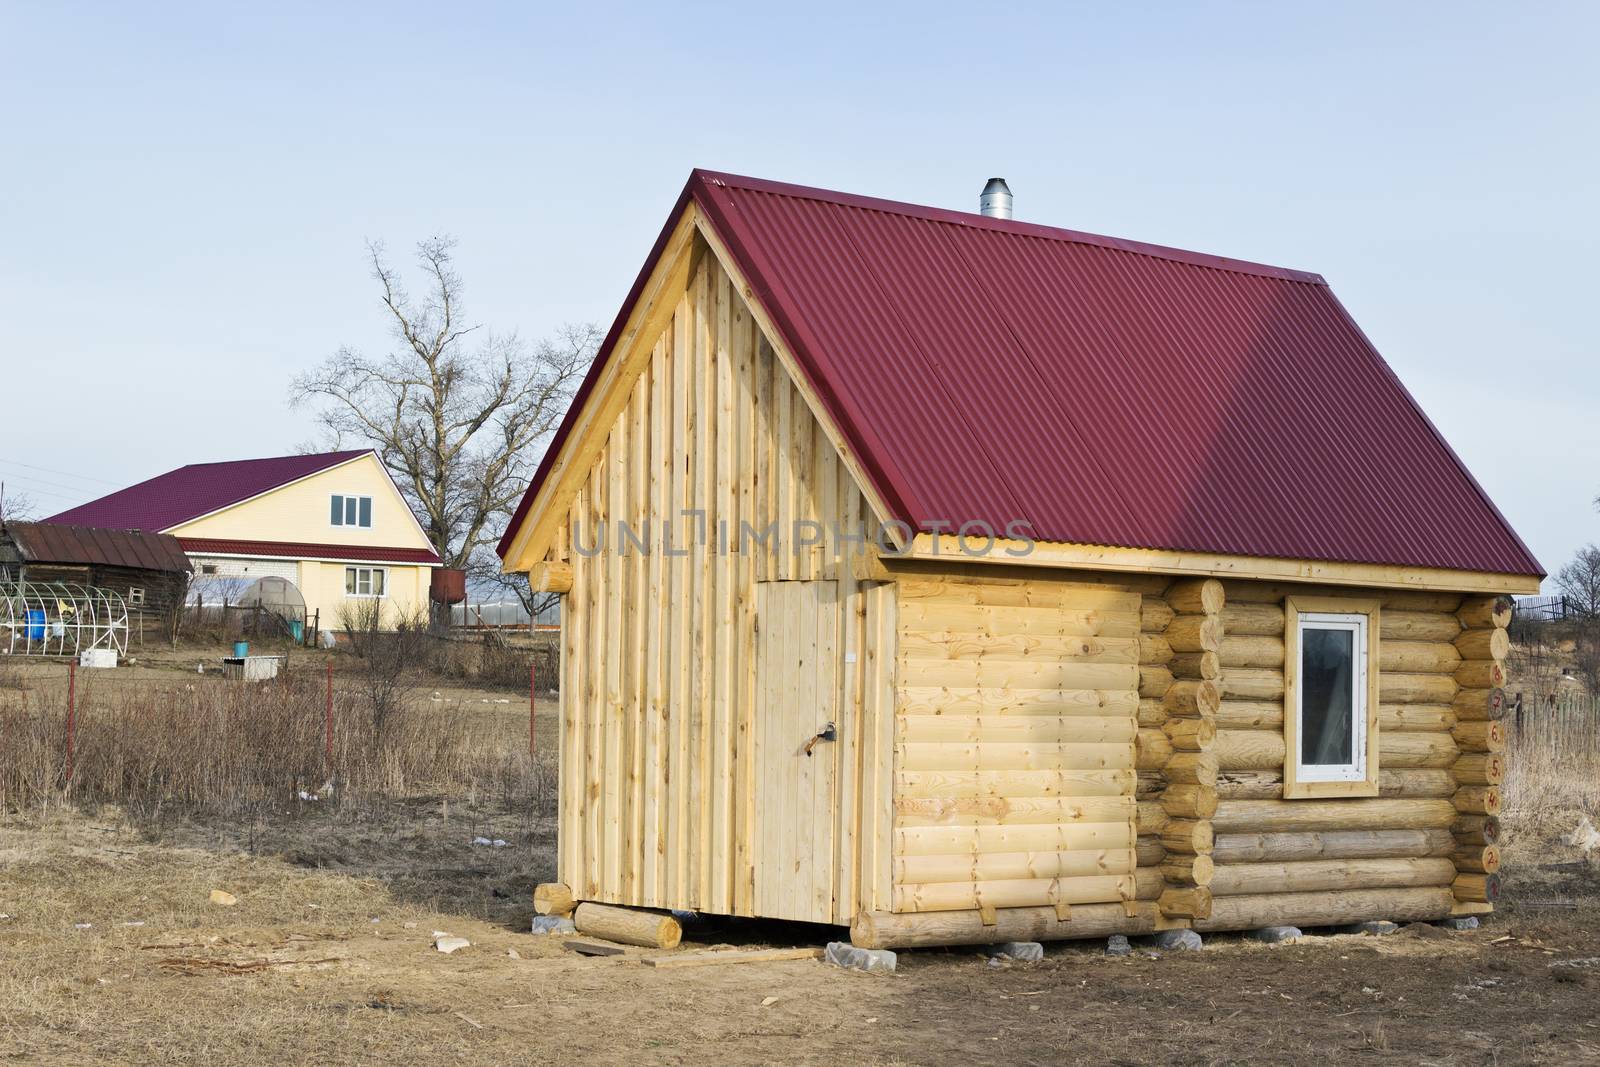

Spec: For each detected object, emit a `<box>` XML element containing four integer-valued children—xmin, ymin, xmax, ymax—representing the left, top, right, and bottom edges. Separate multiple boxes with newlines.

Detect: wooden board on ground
<box><xmin>564</xmin><ymin>939</ymin><xmax>628</xmax><ymax>957</ymax></box>
<box><xmin>640</xmin><ymin>947</ymin><xmax>824</xmax><ymax>969</ymax></box>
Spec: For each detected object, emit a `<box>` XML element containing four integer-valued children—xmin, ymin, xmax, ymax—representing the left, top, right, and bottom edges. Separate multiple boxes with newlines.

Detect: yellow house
<box><xmin>47</xmin><ymin>449</ymin><xmax>441</xmax><ymax>631</ymax></box>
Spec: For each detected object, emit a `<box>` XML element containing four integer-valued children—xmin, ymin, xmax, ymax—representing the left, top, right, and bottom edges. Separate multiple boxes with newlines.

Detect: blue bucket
<box><xmin>233</xmin><ymin>641</ymin><xmax>249</xmax><ymax>658</ymax></box>
<box><xmin>25</xmin><ymin>609</ymin><xmax>45</xmax><ymax>641</ymax></box>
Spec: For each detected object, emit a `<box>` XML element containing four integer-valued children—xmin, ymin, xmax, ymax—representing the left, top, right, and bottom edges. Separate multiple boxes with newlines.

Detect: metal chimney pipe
<box><xmin>979</xmin><ymin>178</ymin><xmax>1013</xmax><ymax>219</ymax></box>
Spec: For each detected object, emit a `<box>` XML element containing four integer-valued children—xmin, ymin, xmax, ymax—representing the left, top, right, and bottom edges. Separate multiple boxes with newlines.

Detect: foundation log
<box><xmin>572</xmin><ymin>902</ymin><xmax>683</xmax><ymax>949</ymax></box>
<box><xmin>1192</xmin><ymin>887</ymin><xmax>1455</xmax><ymax>931</ymax></box>
<box><xmin>849</xmin><ymin>902</ymin><xmax>1161</xmax><ymax>949</ymax></box>
<box><xmin>1165</xmin><ymin>578</ymin><xmax>1224</xmax><ymax>616</ymax></box>
<box><xmin>1452</xmin><ymin>872</ymin><xmax>1501</xmax><ymax>903</ymax></box>
<box><xmin>533</xmin><ymin>882</ymin><xmax>577</xmax><ymax>916</ymax></box>
<box><xmin>1159</xmin><ymin>886</ymin><xmax>1213</xmax><ymax>919</ymax></box>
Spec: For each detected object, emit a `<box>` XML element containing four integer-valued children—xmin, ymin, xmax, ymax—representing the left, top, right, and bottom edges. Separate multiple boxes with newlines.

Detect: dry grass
<box><xmin>0</xmin><ymin>671</ymin><xmax>556</xmax><ymax>822</ymax></box>
<box><xmin>1504</xmin><ymin>697</ymin><xmax>1600</xmax><ymax>818</ymax></box>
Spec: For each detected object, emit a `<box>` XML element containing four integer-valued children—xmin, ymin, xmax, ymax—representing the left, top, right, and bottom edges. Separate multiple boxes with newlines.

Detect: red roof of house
<box><xmin>179</xmin><ymin>538</ymin><xmax>441</xmax><ymax>566</ymax></box>
<box><xmin>45</xmin><ymin>450</ymin><xmax>373</xmax><ymax>533</ymax></box>
<box><xmin>502</xmin><ymin>170</ymin><xmax>1541</xmax><ymax>577</ymax></box>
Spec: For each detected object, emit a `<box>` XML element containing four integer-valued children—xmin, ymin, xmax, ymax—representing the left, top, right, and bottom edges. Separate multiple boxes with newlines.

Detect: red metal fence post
<box><xmin>65</xmin><ymin>661</ymin><xmax>77</xmax><ymax>786</ymax></box>
<box><xmin>324</xmin><ymin>660</ymin><xmax>334</xmax><ymax>771</ymax></box>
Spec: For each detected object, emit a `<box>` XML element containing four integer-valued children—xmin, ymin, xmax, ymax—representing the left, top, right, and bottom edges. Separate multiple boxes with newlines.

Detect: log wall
<box><xmin>554</xmin><ymin>245</ymin><xmax>883</xmax><ymax>923</ymax></box>
<box><xmin>892</xmin><ymin>572</ymin><xmax>1145</xmax><ymax>917</ymax></box>
<box><xmin>1207</xmin><ymin>582</ymin><xmax>1474</xmax><ymax>927</ymax></box>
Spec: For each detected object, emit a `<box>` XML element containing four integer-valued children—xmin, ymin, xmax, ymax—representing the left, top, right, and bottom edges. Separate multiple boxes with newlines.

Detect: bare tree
<box><xmin>0</xmin><ymin>485</ymin><xmax>37</xmax><ymax>523</ymax></box>
<box><xmin>1556</xmin><ymin>544</ymin><xmax>1600</xmax><ymax>619</ymax></box>
<box><xmin>464</xmin><ymin>545</ymin><xmax>558</xmax><ymax>623</ymax></box>
<box><xmin>292</xmin><ymin>237</ymin><xmax>597</xmax><ymax>569</ymax></box>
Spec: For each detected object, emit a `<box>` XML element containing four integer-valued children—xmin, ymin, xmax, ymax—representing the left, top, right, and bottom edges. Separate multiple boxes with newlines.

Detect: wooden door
<box><xmin>754</xmin><ymin>580</ymin><xmax>840</xmax><ymax>923</ymax></box>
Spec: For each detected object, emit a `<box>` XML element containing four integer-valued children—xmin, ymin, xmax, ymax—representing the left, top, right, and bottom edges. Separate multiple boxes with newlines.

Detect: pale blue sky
<box><xmin>2</xmin><ymin>2</ymin><xmax>1594</xmax><ymax>585</ymax></box>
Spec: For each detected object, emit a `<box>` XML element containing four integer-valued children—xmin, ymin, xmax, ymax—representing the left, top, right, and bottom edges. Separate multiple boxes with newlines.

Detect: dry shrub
<box><xmin>0</xmin><ymin>673</ymin><xmax>556</xmax><ymax>819</ymax></box>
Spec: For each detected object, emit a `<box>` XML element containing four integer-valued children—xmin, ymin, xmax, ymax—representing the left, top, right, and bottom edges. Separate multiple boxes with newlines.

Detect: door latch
<box><xmin>803</xmin><ymin>721</ymin><xmax>837</xmax><ymax>757</ymax></box>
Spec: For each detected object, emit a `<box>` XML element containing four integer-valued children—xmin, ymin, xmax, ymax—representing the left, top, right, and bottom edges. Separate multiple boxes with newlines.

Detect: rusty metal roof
<box><xmin>501</xmin><ymin>170</ymin><xmax>1541</xmax><ymax>578</ymax></box>
<box><xmin>5</xmin><ymin>521</ymin><xmax>191</xmax><ymax>573</ymax></box>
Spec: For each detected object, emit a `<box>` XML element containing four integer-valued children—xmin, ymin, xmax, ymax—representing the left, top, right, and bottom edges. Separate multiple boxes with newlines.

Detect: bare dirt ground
<box><xmin>3</xmin><ymin>800</ymin><xmax>1599</xmax><ymax>1066</ymax></box>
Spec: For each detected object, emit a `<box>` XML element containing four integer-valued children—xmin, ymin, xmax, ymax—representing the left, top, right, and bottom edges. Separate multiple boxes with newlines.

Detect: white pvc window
<box><xmin>1294</xmin><ymin>611</ymin><xmax>1368</xmax><ymax>783</ymax></box>
<box><xmin>330</xmin><ymin>494</ymin><xmax>373</xmax><ymax>528</ymax></box>
<box><xmin>344</xmin><ymin>566</ymin><xmax>387</xmax><ymax>598</ymax></box>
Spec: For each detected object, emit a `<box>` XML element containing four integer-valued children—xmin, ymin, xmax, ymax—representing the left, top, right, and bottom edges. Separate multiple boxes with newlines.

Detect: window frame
<box><xmin>330</xmin><ymin>493</ymin><xmax>374</xmax><ymax>529</ymax></box>
<box><xmin>344</xmin><ymin>565</ymin><xmax>388</xmax><ymax>599</ymax></box>
<box><xmin>1283</xmin><ymin>595</ymin><xmax>1381</xmax><ymax>799</ymax></box>
<box><xmin>127</xmin><ymin>587</ymin><xmax>146</xmax><ymax>607</ymax></box>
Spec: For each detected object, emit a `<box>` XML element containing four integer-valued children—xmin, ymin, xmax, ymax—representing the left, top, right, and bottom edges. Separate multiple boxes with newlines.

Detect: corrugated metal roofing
<box><xmin>5</xmin><ymin>521</ymin><xmax>192</xmax><ymax>574</ymax></box>
<box><xmin>502</xmin><ymin>170</ymin><xmax>1541</xmax><ymax>578</ymax></box>
<box><xmin>44</xmin><ymin>451</ymin><xmax>372</xmax><ymax>533</ymax></box>
<box><xmin>180</xmin><ymin>537</ymin><xmax>441</xmax><ymax>566</ymax></box>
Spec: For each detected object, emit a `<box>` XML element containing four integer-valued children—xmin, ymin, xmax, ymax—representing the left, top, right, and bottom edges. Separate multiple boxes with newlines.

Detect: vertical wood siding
<box><xmin>556</xmin><ymin>247</ymin><xmax>879</xmax><ymax>922</ymax></box>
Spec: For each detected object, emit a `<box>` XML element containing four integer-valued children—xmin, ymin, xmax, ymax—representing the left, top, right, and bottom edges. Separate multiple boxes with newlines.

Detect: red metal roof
<box><xmin>179</xmin><ymin>538</ymin><xmax>441</xmax><ymax>566</ymax></box>
<box><xmin>5</xmin><ymin>521</ymin><xmax>191</xmax><ymax>574</ymax></box>
<box><xmin>44</xmin><ymin>450</ymin><xmax>372</xmax><ymax>533</ymax></box>
<box><xmin>502</xmin><ymin>170</ymin><xmax>1541</xmax><ymax>578</ymax></box>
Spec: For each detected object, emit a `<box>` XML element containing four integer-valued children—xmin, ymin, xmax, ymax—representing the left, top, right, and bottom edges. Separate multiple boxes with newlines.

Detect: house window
<box><xmin>127</xmin><ymin>587</ymin><xmax>146</xmax><ymax>607</ymax></box>
<box><xmin>1284</xmin><ymin>597</ymin><xmax>1380</xmax><ymax>798</ymax></box>
<box><xmin>201</xmin><ymin>564</ymin><xmax>218</xmax><ymax>575</ymax></box>
<box><xmin>330</xmin><ymin>494</ymin><xmax>373</xmax><ymax>528</ymax></box>
<box><xmin>344</xmin><ymin>566</ymin><xmax>386</xmax><ymax>598</ymax></box>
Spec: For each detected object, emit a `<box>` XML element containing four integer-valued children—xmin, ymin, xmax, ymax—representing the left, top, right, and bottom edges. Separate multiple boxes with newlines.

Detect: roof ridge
<box><xmin>691</xmin><ymin>169</ymin><xmax>1327</xmax><ymax>286</ymax></box>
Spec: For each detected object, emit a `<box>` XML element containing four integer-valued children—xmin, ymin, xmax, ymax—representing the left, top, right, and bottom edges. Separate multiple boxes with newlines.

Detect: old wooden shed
<box><xmin>498</xmin><ymin>171</ymin><xmax>1541</xmax><ymax>948</ymax></box>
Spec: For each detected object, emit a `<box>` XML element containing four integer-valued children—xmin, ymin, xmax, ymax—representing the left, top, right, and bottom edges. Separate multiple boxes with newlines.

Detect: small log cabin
<box><xmin>498</xmin><ymin>171</ymin><xmax>1541</xmax><ymax>948</ymax></box>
